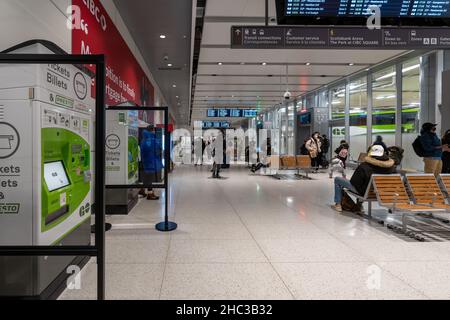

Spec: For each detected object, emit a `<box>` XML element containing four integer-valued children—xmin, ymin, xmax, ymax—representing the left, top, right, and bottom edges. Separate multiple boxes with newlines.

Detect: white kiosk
<box><xmin>0</xmin><ymin>41</ymin><xmax>94</xmax><ymax>298</ymax></box>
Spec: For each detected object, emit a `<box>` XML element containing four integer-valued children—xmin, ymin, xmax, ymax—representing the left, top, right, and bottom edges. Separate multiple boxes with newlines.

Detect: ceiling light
<box><xmin>261</xmin><ymin>62</ymin><xmax>267</xmax><ymax>66</ymax></box>
<box><xmin>240</xmin><ymin>62</ymin><xmax>245</xmax><ymax>65</ymax></box>
<box><xmin>159</xmin><ymin>34</ymin><xmax>166</xmax><ymax>39</ymax></box>
<box><xmin>305</xmin><ymin>62</ymin><xmax>311</xmax><ymax>66</ymax></box>
<box><xmin>167</xmin><ymin>63</ymin><xmax>173</xmax><ymax>67</ymax></box>
<box><xmin>402</xmin><ymin>64</ymin><xmax>420</xmax><ymax>73</ymax></box>
<box><xmin>172</xmin><ymin>84</ymin><xmax>177</xmax><ymax>88</ymax></box>
<box><xmin>218</xmin><ymin>62</ymin><xmax>223</xmax><ymax>65</ymax></box>
<box><xmin>348</xmin><ymin>63</ymin><xmax>354</xmax><ymax>66</ymax></box>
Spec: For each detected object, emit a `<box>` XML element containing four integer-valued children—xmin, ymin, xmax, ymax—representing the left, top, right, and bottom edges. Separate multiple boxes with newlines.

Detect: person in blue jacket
<box><xmin>139</xmin><ymin>125</ymin><xmax>164</xmax><ymax>200</ymax></box>
<box><xmin>420</xmin><ymin>122</ymin><xmax>449</xmax><ymax>176</ymax></box>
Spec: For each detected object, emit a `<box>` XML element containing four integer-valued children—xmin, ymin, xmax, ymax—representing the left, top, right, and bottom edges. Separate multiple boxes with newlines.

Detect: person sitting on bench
<box><xmin>332</xmin><ymin>145</ymin><xmax>395</xmax><ymax>212</ymax></box>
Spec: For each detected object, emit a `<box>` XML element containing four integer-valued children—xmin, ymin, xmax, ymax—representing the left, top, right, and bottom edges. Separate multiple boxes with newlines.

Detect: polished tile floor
<box><xmin>60</xmin><ymin>166</ymin><xmax>450</xmax><ymax>300</ymax></box>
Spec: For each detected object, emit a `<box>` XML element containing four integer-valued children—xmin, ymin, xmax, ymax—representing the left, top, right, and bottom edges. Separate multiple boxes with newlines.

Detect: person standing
<box><xmin>420</xmin><ymin>123</ymin><xmax>448</xmax><ymax>176</ymax></box>
<box><xmin>305</xmin><ymin>132</ymin><xmax>322</xmax><ymax>171</ymax></box>
<box><xmin>139</xmin><ymin>125</ymin><xmax>163</xmax><ymax>200</ymax></box>
<box><xmin>442</xmin><ymin>129</ymin><xmax>450</xmax><ymax>173</ymax></box>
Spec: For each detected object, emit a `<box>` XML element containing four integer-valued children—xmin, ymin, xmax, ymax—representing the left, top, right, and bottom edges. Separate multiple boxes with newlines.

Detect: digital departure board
<box><xmin>207</xmin><ymin>109</ymin><xmax>258</xmax><ymax>118</ymax></box>
<box><xmin>203</xmin><ymin>121</ymin><xmax>231</xmax><ymax>129</ymax></box>
<box><xmin>276</xmin><ymin>0</ymin><xmax>450</xmax><ymax>25</ymax></box>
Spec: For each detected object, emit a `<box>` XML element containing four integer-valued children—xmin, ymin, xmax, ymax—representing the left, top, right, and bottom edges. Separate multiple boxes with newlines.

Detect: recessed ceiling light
<box><xmin>167</xmin><ymin>63</ymin><xmax>173</xmax><ymax>67</ymax></box>
<box><xmin>218</xmin><ymin>62</ymin><xmax>223</xmax><ymax>65</ymax></box>
<box><xmin>262</xmin><ymin>62</ymin><xmax>267</xmax><ymax>66</ymax></box>
<box><xmin>159</xmin><ymin>34</ymin><xmax>166</xmax><ymax>39</ymax></box>
<box><xmin>176</xmin><ymin>95</ymin><xmax>179</xmax><ymax>99</ymax></box>
<box><xmin>348</xmin><ymin>63</ymin><xmax>355</xmax><ymax>66</ymax></box>
<box><xmin>240</xmin><ymin>62</ymin><xmax>245</xmax><ymax>65</ymax></box>
<box><xmin>305</xmin><ymin>62</ymin><xmax>311</xmax><ymax>66</ymax></box>
<box><xmin>172</xmin><ymin>84</ymin><xmax>177</xmax><ymax>88</ymax></box>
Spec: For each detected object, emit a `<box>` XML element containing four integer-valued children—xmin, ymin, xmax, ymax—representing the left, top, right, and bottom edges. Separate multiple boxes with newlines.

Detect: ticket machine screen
<box><xmin>44</xmin><ymin>161</ymin><xmax>70</xmax><ymax>192</ymax></box>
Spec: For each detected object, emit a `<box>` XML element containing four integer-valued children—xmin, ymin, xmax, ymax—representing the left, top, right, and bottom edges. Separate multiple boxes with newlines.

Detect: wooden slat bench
<box><xmin>405</xmin><ymin>174</ymin><xmax>450</xmax><ymax>212</ymax></box>
<box><xmin>372</xmin><ymin>174</ymin><xmax>443</xmax><ymax>232</ymax></box>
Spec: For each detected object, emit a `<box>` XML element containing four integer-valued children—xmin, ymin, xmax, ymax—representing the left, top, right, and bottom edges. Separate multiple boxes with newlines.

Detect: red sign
<box><xmin>71</xmin><ymin>0</ymin><xmax>154</xmax><ymax>107</ymax></box>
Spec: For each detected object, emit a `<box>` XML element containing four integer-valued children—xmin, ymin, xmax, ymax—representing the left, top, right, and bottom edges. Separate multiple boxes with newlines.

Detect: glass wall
<box><xmin>372</xmin><ymin>66</ymin><xmax>397</xmax><ymax>148</ymax></box>
<box><xmin>349</xmin><ymin>77</ymin><xmax>368</xmax><ymax>160</ymax></box>
<box><xmin>401</xmin><ymin>58</ymin><xmax>421</xmax><ymax>170</ymax></box>
<box><xmin>279</xmin><ymin>107</ymin><xmax>287</xmax><ymax>155</ymax></box>
<box><xmin>287</xmin><ymin>103</ymin><xmax>295</xmax><ymax>155</ymax></box>
<box><xmin>257</xmin><ymin>51</ymin><xmax>435</xmax><ymax>171</ymax></box>
<box><xmin>330</xmin><ymin>84</ymin><xmax>346</xmax><ymax>153</ymax></box>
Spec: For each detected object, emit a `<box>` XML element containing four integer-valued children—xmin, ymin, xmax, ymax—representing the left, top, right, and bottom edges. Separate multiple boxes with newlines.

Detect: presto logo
<box><xmin>0</xmin><ymin>203</ymin><xmax>20</xmax><ymax>214</ymax></box>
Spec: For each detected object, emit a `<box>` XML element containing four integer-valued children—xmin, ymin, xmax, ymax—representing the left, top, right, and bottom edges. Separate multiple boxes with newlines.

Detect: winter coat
<box><xmin>305</xmin><ymin>137</ymin><xmax>322</xmax><ymax>158</ymax></box>
<box><xmin>420</xmin><ymin>129</ymin><xmax>442</xmax><ymax>158</ymax></box>
<box><xmin>350</xmin><ymin>156</ymin><xmax>395</xmax><ymax>196</ymax></box>
<box><xmin>140</xmin><ymin>130</ymin><xmax>164</xmax><ymax>173</ymax></box>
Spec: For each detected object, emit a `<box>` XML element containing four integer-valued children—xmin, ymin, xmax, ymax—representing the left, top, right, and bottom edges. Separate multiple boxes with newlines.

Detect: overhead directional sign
<box><xmin>231</xmin><ymin>26</ymin><xmax>450</xmax><ymax>49</ymax></box>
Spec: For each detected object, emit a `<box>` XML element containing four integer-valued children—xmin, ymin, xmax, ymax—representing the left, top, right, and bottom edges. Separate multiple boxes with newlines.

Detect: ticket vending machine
<box><xmin>105</xmin><ymin>104</ymin><xmax>140</xmax><ymax>214</ymax></box>
<box><xmin>0</xmin><ymin>41</ymin><xmax>93</xmax><ymax>298</ymax></box>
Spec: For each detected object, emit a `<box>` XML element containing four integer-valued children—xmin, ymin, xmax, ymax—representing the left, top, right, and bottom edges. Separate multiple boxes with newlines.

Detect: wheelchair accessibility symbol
<box><xmin>0</xmin><ymin>122</ymin><xmax>20</xmax><ymax>159</ymax></box>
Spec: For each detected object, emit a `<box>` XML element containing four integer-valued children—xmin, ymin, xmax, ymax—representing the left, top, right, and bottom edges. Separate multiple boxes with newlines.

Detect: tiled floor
<box><xmin>60</xmin><ymin>166</ymin><xmax>450</xmax><ymax>300</ymax></box>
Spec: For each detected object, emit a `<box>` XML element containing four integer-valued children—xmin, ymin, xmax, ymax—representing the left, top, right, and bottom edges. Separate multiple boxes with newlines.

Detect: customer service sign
<box><xmin>71</xmin><ymin>0</ymin><xmax>154</xmax><ymax>106</ymax></box>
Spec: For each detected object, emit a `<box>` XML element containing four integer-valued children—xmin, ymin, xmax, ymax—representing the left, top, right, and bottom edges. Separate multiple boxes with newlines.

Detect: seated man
<box><xmin>332</xmin><ymin>145</ymin><xmax>395</xmax><ymax>212</ymax></box>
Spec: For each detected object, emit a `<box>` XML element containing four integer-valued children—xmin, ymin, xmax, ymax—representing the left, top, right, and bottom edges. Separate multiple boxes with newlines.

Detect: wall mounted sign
<box><xmin>72</xmin><ymin>0</ymin><xmax>154</xmax><ymax>106</ymax></box>
<box><xmin>231</xmin><ymin>26</ymin><xmax>450</xmax><ymax>49</ymax></box>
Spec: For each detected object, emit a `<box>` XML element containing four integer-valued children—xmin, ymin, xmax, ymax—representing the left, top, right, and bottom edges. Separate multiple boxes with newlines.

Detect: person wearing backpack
<box><xmin>419</xmin><ymin>123</ymin><xmax>449</xmax><ymax>176</ymax></box>
<box><xmin>329</xmin><ymin>140</ymin><xmax>349</xmax><ymax>179</ymax></box>
<box><xmin>305</xmin><ymin>132</ymin><xmax>322</xmax><ymax>172</ymax></box>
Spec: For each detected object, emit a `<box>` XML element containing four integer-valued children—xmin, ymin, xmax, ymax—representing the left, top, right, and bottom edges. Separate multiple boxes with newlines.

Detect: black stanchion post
<box><xmin>156</xmin><ymin>108</ymin><xmax>177</xmax><ymax>232</ymax></box>
<box><xmin>95</xmin><ymin>57</ymin><xmax>106</xmax><ymax>300</ymax></box>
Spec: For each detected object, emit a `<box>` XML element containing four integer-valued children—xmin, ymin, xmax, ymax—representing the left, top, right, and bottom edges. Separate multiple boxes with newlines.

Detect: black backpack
<box><xmin>412</xmin><ymin>136</ymin><xmax>425</xmax><ymax>157</ymax></box>
<box><xmin>387</xmin><ymin>146</ymin><xmax>404</xmax><ymax>166</ymax></box>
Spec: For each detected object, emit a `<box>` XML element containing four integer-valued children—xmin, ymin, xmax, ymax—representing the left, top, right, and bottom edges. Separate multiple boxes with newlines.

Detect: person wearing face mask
<box><xmin>305</xmin><ymin>132</ymin><xmax>322</xmax><ymax>172</ymax></box>
<box><xmin>419</xmin><ymin>123</ymin><xmax>449</xmax><ymax>176</ymax></box>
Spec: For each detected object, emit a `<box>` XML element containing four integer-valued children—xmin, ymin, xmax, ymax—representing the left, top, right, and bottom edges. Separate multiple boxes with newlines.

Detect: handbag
<box><xmin>341</xmin><ymin>191</ymin><xmax>361</xmax><ymax>213</ymax></box>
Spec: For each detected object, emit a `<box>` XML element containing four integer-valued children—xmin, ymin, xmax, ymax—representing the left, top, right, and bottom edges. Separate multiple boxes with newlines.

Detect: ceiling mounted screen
<box><xmin>276</xmin><ymin>0</ymin><xmax>450</xmax><ymax>26</ymax></box>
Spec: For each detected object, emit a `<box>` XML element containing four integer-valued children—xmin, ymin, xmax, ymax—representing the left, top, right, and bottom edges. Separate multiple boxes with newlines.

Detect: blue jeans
<box><xmin>334</xmin><ymin>177</ymin><xmax>356</xmax><ymax>204</ymax></box>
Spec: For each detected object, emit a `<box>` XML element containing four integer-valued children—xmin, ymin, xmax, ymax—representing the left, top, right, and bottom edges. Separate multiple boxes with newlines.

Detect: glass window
<box><xmin>278</xmin><ymin>107</ymin><xmax>288</xmax><ymax>154</ymax></box>
<box><xmin>287</xmin><ymin>103</ymin><xmax>295</xmax><ymax>155</ymax></box>
<box><xmin>372</xmin><ymin>66</ymin><xmax>397</xmax><ymax>149</ymax></box>
<box><xmin>330</xmin><ymin>84</ymin><xmax>346</xmax><ymax>153</ymax></box>
<box><xmin>401</xmin><ymin>58</ymin><xmax>421</xmax><ymax>170</ymax></box>
<box><xmin>349</xmin><ymin>77</ymin><xmax>368</xmax><ymax>161</ymax></box>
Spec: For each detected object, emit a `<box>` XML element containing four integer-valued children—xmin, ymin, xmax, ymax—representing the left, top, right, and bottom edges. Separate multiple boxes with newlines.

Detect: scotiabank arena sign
<box><xmin>71</xmin><ymin>0</ymin><xmax>154</xmax><ymax>107</ymax></box>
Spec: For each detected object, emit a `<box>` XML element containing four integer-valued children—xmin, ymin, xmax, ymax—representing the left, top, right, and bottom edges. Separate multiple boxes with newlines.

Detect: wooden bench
<box><xmin>405</xmin><ymin>174</ymin><xmax>450</xmax><ymax>212</ymax></box>
<box><xmin>372</xmin><ymin>174</ymin><xmax>443</xmax><ymax>232</ymax></box>
<box><xmin>267</xmin><ymin>155</ymin><xmax>313</xmax><ymax>180</ymax></box>
<box><xmin>295</xmin><ymin>155</ymin><xmax>313</xmax><ymax>179</ymax></box>
<box><xmin>439</xmin><ymin>174</ymin><xmax>450</xmax><ymax>199</ymax></box>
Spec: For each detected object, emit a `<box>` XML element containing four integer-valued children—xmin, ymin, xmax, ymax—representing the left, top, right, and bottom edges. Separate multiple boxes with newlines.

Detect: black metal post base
<box><xmin>156</xmin><ymin>221</ymin><xmax>178</xmax><ymax>232</ymax></box>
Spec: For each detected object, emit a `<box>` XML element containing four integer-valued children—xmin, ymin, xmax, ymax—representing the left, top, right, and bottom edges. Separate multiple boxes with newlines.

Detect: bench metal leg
<box><xmin>368</xmin><ymin>201</ymin><xmax>372</xmax><ymax>218</ymax></box>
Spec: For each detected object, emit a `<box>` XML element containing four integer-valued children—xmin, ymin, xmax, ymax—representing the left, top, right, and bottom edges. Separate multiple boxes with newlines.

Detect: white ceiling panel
<box><xmin>205</xmin><ymin>0</ymin><xmax>277</xmax><ymax>17</ymax></box>
<box><xmin>199</xmin><ymin>48</ymin><xmax>406</xmax><ymax>64</ymax></box>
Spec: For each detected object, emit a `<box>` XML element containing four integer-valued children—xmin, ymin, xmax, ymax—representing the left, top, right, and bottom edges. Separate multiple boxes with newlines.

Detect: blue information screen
<box><xmin>284</xmin><ymin>0</ymin><xmax>450</xmax><ymax>17</ymax></box>
<box><xmin>207</xmin><ymin>109</ymin><xmax>258</xmax><ymax>118</ymax></box>
<box><xmin>203</xmin><ymin>121</ymin><xmax>231</xmax><ymax>129</ymax></box>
